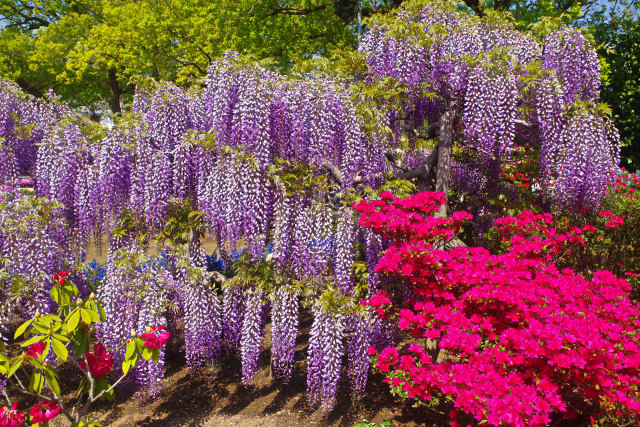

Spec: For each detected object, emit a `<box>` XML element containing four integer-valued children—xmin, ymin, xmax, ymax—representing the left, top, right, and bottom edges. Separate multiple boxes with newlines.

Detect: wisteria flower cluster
<box><xmin>360</xmin><ymin>2</ymin><xmax>620</xmax><ymax>211</ymax></box>
<box><xmin>356</xmin><ymin>191</ymin><xmax>640</xmax><ymax>426</ymax></box>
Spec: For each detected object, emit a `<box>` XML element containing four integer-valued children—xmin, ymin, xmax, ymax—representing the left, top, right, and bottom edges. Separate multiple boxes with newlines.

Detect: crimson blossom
<box><xmin>51</xmin><ymin>270</ymin><xmax>70</xmax><ymax>287</ymax></box>
<box><xmin>26</xmin><ymin>341</ymin><xmax>46</xmax><ymax>360</ymax></box>
<box><xmin>80</xmin><ymin>343</ymin><xmax>114</xmax><ymax>379</ymax></box>
<box><xmin>0</xmin><ymin>403</ymin><xmax>25</xmax><ymax>427</ymax></box>
<box><xmin>140</xmin><ymin>325</ymin><xmax>170</xmax><ymax>350</ymax></box>
<box><xmin>29</xmin><ymin>400</ymin><xmax>60</xmax><ymax>425</ymax></box>
<box><xmin>355</xmin><ymin>191</ymin><xmax>640</xmax><ymax>426</ymax></box>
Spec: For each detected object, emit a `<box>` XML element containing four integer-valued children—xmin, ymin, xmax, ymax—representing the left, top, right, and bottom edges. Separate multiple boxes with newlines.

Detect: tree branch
<box><xmin>321</xmin><ymin>160</ymin><xmax>344</xmax><ymax>185</ymax></box>
<box><xmin>385</xmin><ymin>151</ymin><xmax>409</xmax><ymax>172</ymax></box>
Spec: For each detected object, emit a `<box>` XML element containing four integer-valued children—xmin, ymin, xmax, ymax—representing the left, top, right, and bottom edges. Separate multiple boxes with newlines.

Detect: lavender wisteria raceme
<box><xmin>98</xmin><ymin>127</ymin><xmax>135</xmax><ymax>219</ymax></box>
<box><xmin>334</xmin><ymin>208</ymin><xmax>356</xmax><ymax>294</ymax></box>
<box><xmin>36</xmin><ymin>122</ymin><xmax>85</xmax><ymax>223</ymax></box>
<box><xmin>97</xmin><ymin>242</ymin><xmax>171</xmax><ymax>398</ymax></box>
<box><xmin>240</xmin><ymin>289</ymin><xmax>266</xmax><ymax>384</ymax></box>
<box><xmin>307</xmin><ymin>306</ymin><xmax>346</xmax><ymax>411</ymax></box>
<box><xmin>321</xmin><ymin>311</ymin><xmax>345</xmax><ymax>411</ymax></box>
<box><xmin>0</xmin><ymin>81</ymin><xmax>68</xmax><ymax>183</ymax></box>
<box><xmin>309</xmin><ymin>201</ymin><xmax>333</xmax><ymax>277</ymax></box>
<box><xmin>270</xmin><ymin>179</ymin><xmax>295</xmax><ymax>268</ymax></box>
<box><xmin>347</xmin><ymin>314</ymin><xmax>372</xmax><ymax>397</ymax></box>
<box><xmin>463</xmin><ymin>65</ymin><xmax>519</xmax><ymax>190</ymax></box>
<box><xmin>173</xmin><ymin>262</ymin><xmax>222</xmax><ymax>369</ymax></box>
<box><xmin>97</xmin><ymin>244</ymin><xmax>143</xmax><ymax>365</ymax></box>
<box><xmin>145</xmin><ymin>83</ymin><xmax>192</xmax><ymax>153</ymax></box>
<box><xmin>553</xmin><ymin>111</ymin><xmax>621</xmax><ymax>209</ymax></box>
<box><xmin>135</xmin><ymin>268</ymin><xmax>169</xmax><ymax>398</ymax></box>
<box><xmin>542</xmin><ymin>29</ymin><xmax>600</xmax><ymax>105</ymax></box>
<box><xmin>222</xmin><ymin>283</ymin><xmax>245</xmax><ymax>352</ymax></box>
<box><xmin>271</xmin><ymin>288</ymin><xmax>299</xmax><ymax>383</ymax></box>
<box><xmin>306</xmin><ymin>306</ymin><xmax>327</xmax><ymax>405</ymax></box>
<box><xmin>0</xmin><ymin>190</ymin><xmax>69</xmax><ymax>319</ymax></box>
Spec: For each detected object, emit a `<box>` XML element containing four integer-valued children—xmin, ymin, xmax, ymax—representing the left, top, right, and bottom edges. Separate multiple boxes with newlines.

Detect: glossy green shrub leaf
<box><xmin>51</xmin><ymin>338</ymin><xmax>68</xmax><ymax>361</ymax></box>
<box><xmin>20</xmin><ymin>334</ymin><xmax>45</xmax><ymax>347</ymax></box>
<box><xmin>30</xmin><ymin>370</ymin><xmax>45</xmax><ymax>394</ymax></box>
<box><xmin>44</xmin><ymin>368</ymin><xmax>61</xmax><ymax>396</ymax></box>
<box><xmin>7</xmin><ymin>359</ymin><xmax>23</xmax><ymax>377</ymax></box>
<box><xmin>14</xmin><ymin>318</ymin><xmax>33</xmax><ymax>339</ymax></box>
<box><xmin>66</xmin><ymin>309</ymin><xmax>80</xmax><ymax>331</ymax></box>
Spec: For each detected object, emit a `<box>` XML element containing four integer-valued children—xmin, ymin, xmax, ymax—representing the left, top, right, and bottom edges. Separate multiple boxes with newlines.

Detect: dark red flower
<box><xmin>52</xmin><ymin>270</ymin><xmax>71</xmax><ymax>287</ymax></box>
<box><xmin>26</xmin><ymin>341</ymin><xmax>46</xmax><ymax>359</ymax></box>
<box><xmin>80</xmin><ymin>343</ymin><xmax>113</xmax><ymax>378</ymax></box>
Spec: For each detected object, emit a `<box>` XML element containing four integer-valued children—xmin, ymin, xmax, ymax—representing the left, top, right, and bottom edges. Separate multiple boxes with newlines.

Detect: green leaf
<box><xmin>42</xmin><ymin>340</ymin><xmax>51</xmax><ymax>362</ymax></box>
<box><xmin>80</xmin><ymin>308</ymin><xmax>92</xmax><ymax>325</ymax></box>
<box><xmin>14</xmin><ymin>318</ymin><xmax>34</xmax><ymax>339</ymax></box>
<box><xmin>75</xmin><ymin>334</ymin><xmax>89</xmax><ymax>355</ymax></box>
<box><xmin>88</xmin><ymin>308</ymin><xmax>101</xmax><ymax>323</ymax></box>
<box><xmin>142</xmin><ymin>347</ymin><xmax>152</xmax><ymax>360</ymax></box>
<box><xmin>29</xmin><ymin>357</ymin><xmax>45</xmax><ymax>370</ymax></box>
<box><xmin>122</xmin><ymin>359</ymin><xmax>131</xmax><ymax>375</ymax></box>
<box><xmin>20</xmin><ymin>334</ymin><xmax>46</xmax><ymax>347</ymax></box>
<box><xmin>30</xmin><ymin>371</ymin><xmax>45</xmax><ymax>394</ymax></box>
<box><xmin>52</xmin><ymin>332</ymin><xmax>70</xmax><ymax>342</ymax></box>
<box><xmin>125</xmin><ymin>340</ymin><xmax>136</xmax><ymax>360</ymax></box>
<box><xmin>50</xmin><ymin>286</ymin><xmax>61</xmax><ymax>304</ymax></box>
<box><xmin>66</xmin><ymin>309</ymin><xmax>80</xmax><ymax>331</ymax></box>
<box><xmin>41</xmin><ymin>313</ymin><xmax>62</xmax><ymax>323</ymax></box>
<box><xmin>44</xmin><ymin>369</ymin><xmax>61</xmax><ymax>396</ymax></box>
<box><xmin>51</xmin><ymin>339</ymin><xmax>68</xmax><ymax>361</ymax></box>
<box><xmin>7</xmin><ymin>359</ymin><xmax>23</xmax><ymax>377</ymax></box>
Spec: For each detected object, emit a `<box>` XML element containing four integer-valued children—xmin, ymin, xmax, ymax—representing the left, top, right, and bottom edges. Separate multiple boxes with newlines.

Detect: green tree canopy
<box><xmin>0</xmin><ymin>0</ymin><xmax>357</xmax><ymax>112</ymax></box>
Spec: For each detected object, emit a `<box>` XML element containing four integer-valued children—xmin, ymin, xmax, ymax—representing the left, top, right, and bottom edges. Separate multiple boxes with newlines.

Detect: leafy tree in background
<box><xmin>589</xmin><ymin>2</ymin><xmax>640</xmax><ymax>168</ymax></box>
<box><xmin>0</xmin><ymin>0</ymin><xmax>358</xmax><ymax>113</ymax></box>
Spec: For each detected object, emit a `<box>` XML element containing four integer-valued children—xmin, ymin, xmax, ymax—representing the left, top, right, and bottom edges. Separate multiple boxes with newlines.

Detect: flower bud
<box><xmin>131</xmin><ymin>329</ymin><xmax>137</xmax><ymax>337</ymax></box>
<box><xmin>76</xmin><ymin>298</ymin><xmax>83</xmax><ymax>306</ymax></box>
<box><xmin>89</xmin><ymin>292</ymin><xmax>95</xmax><ymax>300</ymax></box>
<box><xmin>34</xmin><ymin>311</ymin><xmax>41</xmax><ymax>318</ymax></box>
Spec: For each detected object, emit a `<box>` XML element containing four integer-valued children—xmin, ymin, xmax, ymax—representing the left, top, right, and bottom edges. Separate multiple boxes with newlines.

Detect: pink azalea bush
<box><xmin>354</xmin><ymin>191</ymin><xmax>640</xmax><ymax>426</ymax></box>
<box><xmin>489</xmin><ymin>170</ymin><xmax>640</xmax><ymax>292</ymax></box>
